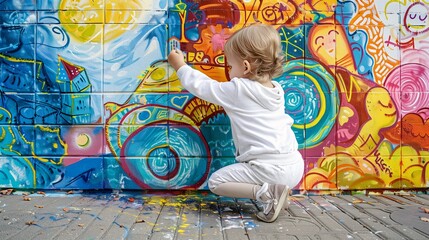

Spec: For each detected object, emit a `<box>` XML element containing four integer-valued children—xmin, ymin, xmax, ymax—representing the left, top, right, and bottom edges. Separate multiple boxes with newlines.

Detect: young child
<box><xmin>168</xmin><ymin>23</ymin><xmax>304</xmax><ymax>223</ymax></box>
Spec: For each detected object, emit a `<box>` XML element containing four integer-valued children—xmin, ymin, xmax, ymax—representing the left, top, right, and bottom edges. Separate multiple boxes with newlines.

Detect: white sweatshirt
<box><xmin>176</xmin><ymin>65</ymin><xmax>300</xmax><ymax>164</ymax></box>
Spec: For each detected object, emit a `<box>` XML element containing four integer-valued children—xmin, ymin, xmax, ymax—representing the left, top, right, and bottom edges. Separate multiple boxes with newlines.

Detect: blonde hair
<box><xmin>224</xmin><ymin>23</ymin><xmax>284</xmax><ymax>81</ymax></box>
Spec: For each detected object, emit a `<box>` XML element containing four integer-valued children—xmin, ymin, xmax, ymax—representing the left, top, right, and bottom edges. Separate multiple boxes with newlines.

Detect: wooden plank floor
<box><xmin>1</xmin><ymin>190</ymin><xmax>428</xmax><ymax>240</ymax></box>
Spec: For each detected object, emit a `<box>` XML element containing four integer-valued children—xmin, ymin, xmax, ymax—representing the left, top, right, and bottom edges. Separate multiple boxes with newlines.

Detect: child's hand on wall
<box><xmin>168</xmin><ymin>49</ymin><xmax>186</xmax><ymax>71</ymax></box>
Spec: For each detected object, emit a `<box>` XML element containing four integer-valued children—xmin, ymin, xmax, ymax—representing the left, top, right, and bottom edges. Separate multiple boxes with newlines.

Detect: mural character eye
<box><xmin>410</xmin><ymin>13</ymin><xmax>417</xmax><ymax>19</ymax></box>
<box><xmin>315</xmin><ymin>36</ymin><xmax>324</xmax><ymax>46</ymax></box>
<box><xmin>419</xmin><ymin>14</ymin><xmax>427</xmax><ymax>21</ymax></box>
<box><xmin>328</xmin><ymin>30</ymin><xmax>339</xmax><ymax>35</ymax></box>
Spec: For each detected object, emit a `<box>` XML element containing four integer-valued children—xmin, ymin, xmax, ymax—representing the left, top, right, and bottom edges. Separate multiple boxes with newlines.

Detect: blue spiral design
<box><xmin>119</xmin><ymin>106</ymin><xmax>210</xmax><ymax>189</ymax></box>
<box><xmin>275</xmin><ymin>59</ymin><xmax>339</xmax><ymax>148</ymax></box>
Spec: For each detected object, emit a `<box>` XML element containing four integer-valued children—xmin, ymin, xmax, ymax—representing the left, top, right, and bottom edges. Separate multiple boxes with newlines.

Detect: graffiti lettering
<box><xmin>374</xmin><ymin>151</ymin><xmax>393</xmax><ymax>178</ymax></box>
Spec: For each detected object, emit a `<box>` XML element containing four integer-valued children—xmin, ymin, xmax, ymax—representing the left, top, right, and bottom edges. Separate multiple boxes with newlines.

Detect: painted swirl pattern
<box><xmin>384</xmin><ymin>63</ymin><xmax>429</xmax><ymax>115</ymax></box>
<box><xmin>276</xmin><ymin>59</ymin><xmax>338</xmax><ymax>148</ymax></box>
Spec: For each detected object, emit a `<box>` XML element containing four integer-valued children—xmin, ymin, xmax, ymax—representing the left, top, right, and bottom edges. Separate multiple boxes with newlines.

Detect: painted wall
<box><xmin>0</xmin><ymin>0</ymin><xmax>428</xmax><ymax>191</ymax></box>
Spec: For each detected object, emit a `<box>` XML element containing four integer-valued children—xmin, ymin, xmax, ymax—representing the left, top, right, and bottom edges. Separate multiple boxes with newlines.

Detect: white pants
<box><xmin>208</xmin><ymin>157</ymin><xmax>304</xmax><ymax>192</ymax></box>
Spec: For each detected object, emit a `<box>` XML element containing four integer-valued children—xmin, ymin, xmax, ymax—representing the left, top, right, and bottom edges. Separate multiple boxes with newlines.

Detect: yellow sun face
<box><xmin>59</xmin><ymin>0</ymin><xmax>146</xmax><ymax>43</ymax></box>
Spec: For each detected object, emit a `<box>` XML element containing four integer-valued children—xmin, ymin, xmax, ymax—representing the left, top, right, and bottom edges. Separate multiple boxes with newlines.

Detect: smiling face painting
<box><xmin>308</xmin><ymin>17</ymin><xmax>357</xmax><ymax>74</ymax></box>
<box><xmin>404</xmin><ymin>2</ymin><xmax>429</xmax><ymax>35</ymax></box>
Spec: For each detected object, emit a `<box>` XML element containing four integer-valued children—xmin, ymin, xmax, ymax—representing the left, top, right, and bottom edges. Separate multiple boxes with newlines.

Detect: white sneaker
<box><xmin>256</xmin><ymin>184</ymin><xmax>290</xmax><ymax>223</ymax></box>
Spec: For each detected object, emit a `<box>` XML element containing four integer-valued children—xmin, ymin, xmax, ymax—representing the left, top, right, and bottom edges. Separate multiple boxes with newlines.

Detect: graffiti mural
<box><xmin>0</xmin><ymin>0</ymin><xmax>428</xmax><ymax>191</ymax></box>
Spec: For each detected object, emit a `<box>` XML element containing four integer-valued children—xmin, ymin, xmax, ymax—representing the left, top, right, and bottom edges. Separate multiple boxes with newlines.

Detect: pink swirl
<box><xmin>384</xmin><ymin>63</ymin><xmax>429</xmax><ymax>115</ymax></box>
